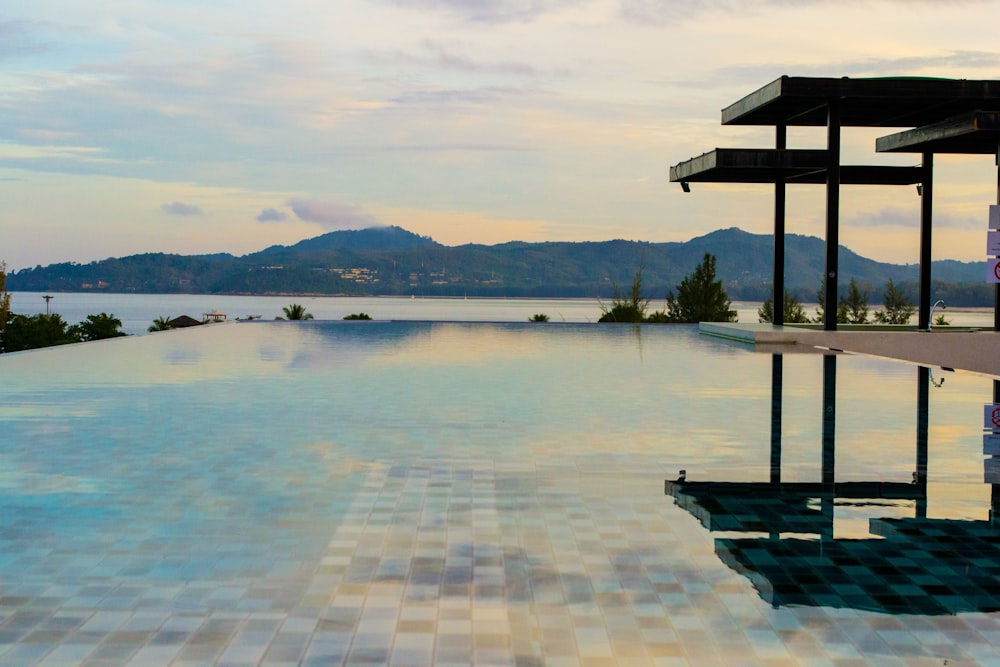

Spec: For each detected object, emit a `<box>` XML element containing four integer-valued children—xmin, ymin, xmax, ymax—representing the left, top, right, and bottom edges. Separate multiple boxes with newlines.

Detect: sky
<box><xmin>4</xmin><ymin>0</ymin><xmax>1000</xmax><ymax>270</ymax></box>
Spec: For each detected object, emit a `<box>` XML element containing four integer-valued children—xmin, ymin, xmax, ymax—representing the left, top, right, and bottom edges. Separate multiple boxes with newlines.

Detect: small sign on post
<box><xmin>985</xmin><ymin>433</ymin><xmax>1000</xmax><ymax>455</ymax></box>
<box><xmin>991</xmin><ymin>205</ymin><xmax>1000</xmax><ymax>230</ymax></box>
<box><xmin>985</xmin><ymin>404</ymin><xmax>1000</xmax><ymax>431</ymax></box>
<box><xmin>988</xmin><ymin>260</ymin><xmax>1000</xmax><ymax>284</ymax></box>
<box><xmin>989</xmin><ymin>230</ymin><xmax>1000</xmax><ymax>256</ymax></box>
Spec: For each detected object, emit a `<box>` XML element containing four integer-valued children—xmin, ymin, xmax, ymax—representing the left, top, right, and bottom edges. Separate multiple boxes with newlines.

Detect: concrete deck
<box><xmin>701</xmin><ymin>322</ymin><xmax>1000</xmax><ymax>377</ymax></box>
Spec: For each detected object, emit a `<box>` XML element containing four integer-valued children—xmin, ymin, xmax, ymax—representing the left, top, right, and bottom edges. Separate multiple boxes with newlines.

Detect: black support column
<box><xmin>824</xmin><ymin>102</ymin><xmax>841</xmax><ymax>331</ymax></box>
<box><xmin>995</xmin><ymin>147</ymin><xmax>1000</xmax><ymax>332</ymax></box>
<box><xmin>774</xmin><ymin>124</ymin><xmax>787</xmax><ymax>326</ymax></box>
<box><xmin>821</xmin><ymin>354</ymin><xmax>837</xmax><ymax>539</ymax></box>
<box><xmin>915</xmin><ymin>366</ymin><xmax>929</xmax><ymax>519</ymax></box>
<box><xmin>994</xmin><ymin>380</ymin><xmax>1000</xmax><ymax>524</ymax></box>
<box><xmin>918</xmin><ymin>153</ymin><xmax>933</xmax><ymax>331</ymax></box>
<box><xmin>770</xmin><ymin>354</ymin><xmax>783</xmax><ymax>485</ymax></box>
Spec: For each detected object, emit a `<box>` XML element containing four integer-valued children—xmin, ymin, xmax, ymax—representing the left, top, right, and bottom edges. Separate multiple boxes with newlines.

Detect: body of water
<box><xmin>10</xmin><ymin>291</ymin><xmax>996</xmax><ymax>335</ymax></box>
<box><xmin>1</xmin><ymin>321</ymin><xmax>999</xmax><ymax>664</ymax></box>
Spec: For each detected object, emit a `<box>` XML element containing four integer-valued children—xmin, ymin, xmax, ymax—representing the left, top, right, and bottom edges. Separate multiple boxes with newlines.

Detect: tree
<box><xmin>814</xmin><ymin>279</ymin><xmax>849</xmax><ymax>324</ymax></box>
<box><xmin>148</xmin><ymin>315</ymin><xmax>173</xmax><ymax>332</ymax></box>
<box><xmin>874</xmin><ymin>279</ymin><xmax>916</xmax><ymax>325</ymax></box>
<box><xmin>664</xmin><ymin>253</ymin><xmax>736</xmax><ymax>323</ymax></box>
<box><xmin>598</xmin><ymin>265</ymin><xmax>649</xmax><ymax>323</ymax></box>
<box><xmin>343</xmin><ymin>313</ymin><xmax>372</xmax><ymax>320</ymax></box>
<box><xmin>0</xmin><ymin>261</ymin><xmax>10</xmax><ymax>344</ymax></box>
<box><xmin>282</xmin><ymin>303</ymin><xmax>314</xmax><ymax>320</ymax></box>
<box><xmin>841</xmin><ymin>278</ymin><xmax>870</xmax><ymax>324</ymax></box>
<box><xmin>71</xmin><ymin>312</ymin><xmax>127</xmax><ymax>341</ymax></box>
<box><xmin>758</xmin><ymin>290</ymin><xmax>809</xmax><ymax>324</ymax></box>
<box><xmin>2</xmin><ymin>313</ymin><xmax>80</xmax><ymax>352</ymax></box>
<box><xmin>529</xmin><ymin>313</ymin><xmax>549</xmax><ymax>322</ymax></box>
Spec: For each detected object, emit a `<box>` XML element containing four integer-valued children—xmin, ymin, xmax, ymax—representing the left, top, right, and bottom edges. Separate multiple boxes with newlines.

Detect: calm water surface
<box><xmin>0</xmin><ymin>322</ymin><xmax>998</xmax><ymax>665</ymax></box>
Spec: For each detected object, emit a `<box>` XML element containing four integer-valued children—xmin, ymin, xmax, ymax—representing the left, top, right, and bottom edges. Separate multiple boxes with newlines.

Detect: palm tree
<box><xmin>148</xmin><ymin>315</ymin><xmax>173</xmax><ymax>332</ymax></box>
<box><xmin>0</xmin><ymin>261</ymin><xmax>10</xmax><ymax>338</ymax></box>
<box><xmin>72</xmin><ymin>312</ymin><xmax>127</xmax><ymax>341</ymax></box>
<box><xmin>282</xmin><ymin>303</ymin><xmax>314</xmax><ymax>320</ymax></box>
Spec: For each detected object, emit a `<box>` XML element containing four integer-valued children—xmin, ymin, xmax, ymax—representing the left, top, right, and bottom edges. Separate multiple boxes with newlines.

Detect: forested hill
<box><xmin>7</xmin><ymin>225</ymin><xmax>991</xmax><ymax>305</ymax></box>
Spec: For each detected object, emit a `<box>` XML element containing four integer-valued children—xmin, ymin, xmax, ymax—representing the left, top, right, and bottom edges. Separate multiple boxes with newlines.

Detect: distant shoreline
<box><xmin>12</xmin><ymin>290</ymin><xmax>607</xmax><ymax>301</ymax></box>
<box><xmin>8</xmin><ymin>291</ymin><xmax>995</xmax><ymax>337</ymax></box>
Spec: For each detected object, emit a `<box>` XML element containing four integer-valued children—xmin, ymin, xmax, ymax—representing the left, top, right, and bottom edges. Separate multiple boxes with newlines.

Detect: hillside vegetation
<box><xmin>7</xmin><ymin>225</ymin><xmax>992</xmax><ymax>305</ymax></box>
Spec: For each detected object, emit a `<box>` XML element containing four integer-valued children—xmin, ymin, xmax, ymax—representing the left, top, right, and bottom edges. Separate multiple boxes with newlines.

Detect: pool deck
<box><xmin>701</xmin><ymin>322</ymin><xmax>1000</xmax><ymax>377</ymax></box>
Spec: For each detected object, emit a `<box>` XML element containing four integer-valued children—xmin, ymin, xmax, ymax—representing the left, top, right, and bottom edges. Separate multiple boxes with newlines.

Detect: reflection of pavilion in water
<box><xmin>665</xmin><ymin>354</ymin><xmax>1000</xmax><ymax>615</ymax></box>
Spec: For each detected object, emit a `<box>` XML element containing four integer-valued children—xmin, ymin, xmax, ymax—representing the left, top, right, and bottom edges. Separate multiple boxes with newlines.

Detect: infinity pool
<box><xmin>1</xmin><ymin>321</ymin><xmax>998</xmax><ymax>666</ymax></box>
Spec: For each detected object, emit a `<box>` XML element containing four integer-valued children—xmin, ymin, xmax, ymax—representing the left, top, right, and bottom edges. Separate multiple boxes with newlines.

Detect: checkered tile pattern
<box><xmin>3</xmin><ymin>461</ymin><xmax>998</xmax><ymax>666</ymax></box>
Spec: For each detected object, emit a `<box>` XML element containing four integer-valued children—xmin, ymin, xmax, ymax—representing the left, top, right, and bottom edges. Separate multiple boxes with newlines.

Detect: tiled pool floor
<box><xmin>11</xmin><ymin>459</ymin><xmax>1000</xmax><ymax>667</ymax></box>
<box><xmin>2</xmin><ymin>322</ymin><xmax>1000</xmax><ymax>666</ymax></box>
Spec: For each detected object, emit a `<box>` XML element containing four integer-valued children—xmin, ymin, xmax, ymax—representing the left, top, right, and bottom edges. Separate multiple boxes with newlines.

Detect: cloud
<box><xmin>848</xmin><ymin>206</ymin><xmax>979</xmax><ymax>230</ymax></box>
<box><xmin>0</xmin><ymin>20</ymin><xmax>53</xmax><ymax>59</ymax></box>
<box><xmin>256</xmin><ymin>207</ymin><xmax>289</xmax><ymax>222</ymax></box>
<box><xmin>620</xmin><ymin>0</ymin><xmax>996</xmax><ymax>26</ymax></box>
<box><xmin>161</xmin><ymin>201</ymin><xmax>203</xmax><ymax>216</ymax></box>
<box><xmin>701</xmin><ymin>50</ymin><xmax>1000</xmax><ymax>87</ymax></box>
<box><xmin>0</xmin><ymin>38</ymin><xmax>370</xmax><ymax>179</ymax></box>
<box><xmin>288</xmin><ymin>199</ymin><xmax>381</xmax><ymax>229</ymax></box>
<box><xmin>388</xmin><ymin>86</ymin><xmax>525</xmax><ymax>108</ymax></box>
<box><xmin>380</xmin><ymin>0</ymin><xmax>579</xmax><ymax>24</ymax></box>
<box><xmin>848</xmin><ymin>207</ymin><xmax>916</xmax><ymax>228</ymax></box>
<box><xmin>619</xmin><ymin>0</ymin><xmax>712</xmax><ymax>24</ymax></box>
<box><xmin>417</xmin><ymin>41</ymin><xmax>539</xmax><ymax>76</ymax></box>
<box><xmin>927</xmin><ymin>213</ymin><xmax>981</xmax><ymax>230</ymax></box>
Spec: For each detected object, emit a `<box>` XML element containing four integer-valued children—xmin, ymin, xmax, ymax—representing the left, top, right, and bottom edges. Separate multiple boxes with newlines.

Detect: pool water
<box><xmin>1</xmin><ymin>321</ymin><xmax>998</xmax><ymax>666</ymax></box>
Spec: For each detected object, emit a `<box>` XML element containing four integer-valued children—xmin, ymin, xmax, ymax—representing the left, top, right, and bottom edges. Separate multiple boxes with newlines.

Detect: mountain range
<box><xmin>7</xmin><ymin>226</ymin><xmax>992</xmax><ymax>305</ymax></box>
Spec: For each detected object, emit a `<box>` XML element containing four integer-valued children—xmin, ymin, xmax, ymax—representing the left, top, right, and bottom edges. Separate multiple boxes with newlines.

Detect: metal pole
<box><xmin>995</xmin><ymin>147</ymin><xmax>1000</xmax><ymax>332</ymax></box>
<box><xmin>824</xmin><ymin>102</ymin><xmax>841</xmax><ymax>331</ymax></box>
<box><xmin>770</xmin><ymin>353</ymin><xmax>783</xmax><ymax>485</ymax></box>
<box><xmin>774</xmin><ymin>124</ymin><xmax>787</xmax><ymax>326</ymax></box>
<box><xmin>918</xmin><ymin>153</ymin><xmax>933</xmax><ymax>331</ymax></box>
<box><xmin>994</xmin><ymin>380</ymin><xmax>1000</xmax><ymax>525</ymax></box>
<box><xmin>915</xmin><ymin>367</ymin><xmax>929</xmax><ymax>519</ymax></box>
<box><xmin>821</xmin><ymin>354</ymin><xmax>837</xmax><ymax>539</ymax></box>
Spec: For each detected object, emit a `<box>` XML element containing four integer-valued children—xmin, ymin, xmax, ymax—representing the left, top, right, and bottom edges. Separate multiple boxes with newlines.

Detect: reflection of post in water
<box><xmin>630</xmin><ymin>324</ymin><xmax>644</xmax><ymax>363</ymax></box>
<box><xmin>770</xmin><ymin>354</ymin><xmax>783</xmax><ymax>485</ymax></box>
<box><xmin>821</xmin><ymin>354</ymin><xmax>836</xmax><ymax>540</ymax></box>
<box><xmin>768</xmin><ymin>353</ymin><xmax>784</xmax><ymax>541</ymax></box>
<box><xmin>663</xmin><ymin>355</ymin><xmax>999</xmax><ymax>615</ymax></box>
<box><xmin>993</xmin><ymin>379</ymin><xmax>1000</xmax><ymax>524</ymax></box>
<box><xmin>915</xmin><ymin>367</ymin><xmax>930</xmax><ymax>518</ymax></box>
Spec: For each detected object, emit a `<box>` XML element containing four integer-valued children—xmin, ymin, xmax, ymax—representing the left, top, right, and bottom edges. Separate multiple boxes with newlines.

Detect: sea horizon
<box><xmin>7</xmin><ymin>291</ymin><xmax>996</xmax><ymax>337</ymax></box>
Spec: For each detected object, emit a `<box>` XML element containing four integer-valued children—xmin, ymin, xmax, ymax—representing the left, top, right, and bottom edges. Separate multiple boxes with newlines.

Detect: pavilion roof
<box><xmin>877</xmin><ymin>110</ymin><xmax>1000</xmax><ymax>154</ymax></box>
<box><xmin>722</xmin><ymin>76</ymin><xmax>1000</xmax><ymax>127</ymax></box>
<box><xmin>669</xmin><ymin>148</ymin><xmax>922</xmax><ymax>185</ymax></box>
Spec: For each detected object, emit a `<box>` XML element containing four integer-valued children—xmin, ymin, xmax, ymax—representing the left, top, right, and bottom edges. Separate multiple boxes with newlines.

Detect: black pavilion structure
<box><xmin>670</xmin><ymin>76</ymin><xmax>1000</xmax><ymax>330</ymax></box>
